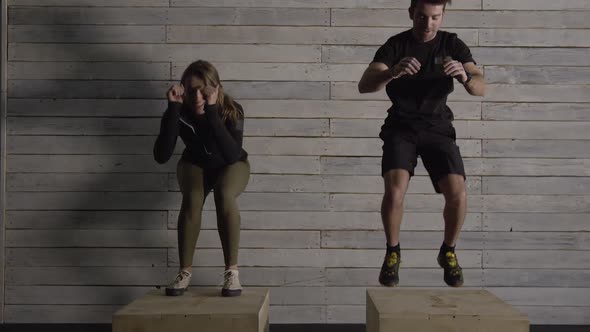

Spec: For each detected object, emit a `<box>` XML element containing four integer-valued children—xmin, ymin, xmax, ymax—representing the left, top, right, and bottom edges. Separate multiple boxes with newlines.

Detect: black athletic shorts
<box><xmin>380</xmin><ymin>121</ymin><xmax>466</xmax><ymax>194</ymax></box>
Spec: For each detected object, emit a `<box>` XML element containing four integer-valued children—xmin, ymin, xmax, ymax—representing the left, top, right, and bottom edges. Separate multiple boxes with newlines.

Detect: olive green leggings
<box><xmin>176</xmin><ymin>159</ymin><xmax>250</xmax><ymax>268</ymax></box>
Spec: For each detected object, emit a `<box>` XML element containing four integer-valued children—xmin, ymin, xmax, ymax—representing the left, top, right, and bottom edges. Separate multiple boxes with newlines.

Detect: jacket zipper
<box><xmin>179</xmin><ymin>117</ymin><xmax>212</xmax><ymax>155</ymax></box>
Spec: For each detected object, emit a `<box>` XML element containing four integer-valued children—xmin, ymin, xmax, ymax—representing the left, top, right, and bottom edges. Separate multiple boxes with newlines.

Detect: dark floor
<box><xmin>1</xmin><ymin>324</ymin><xmax>589</xmax><ymax>332</ymax></box>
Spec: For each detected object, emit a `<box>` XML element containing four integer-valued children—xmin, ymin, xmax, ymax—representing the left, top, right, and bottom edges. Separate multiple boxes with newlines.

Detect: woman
<box><xmin>153</xmin><ymin>60</ymin><xmax>250</xmax><ymax>297</ymax></box>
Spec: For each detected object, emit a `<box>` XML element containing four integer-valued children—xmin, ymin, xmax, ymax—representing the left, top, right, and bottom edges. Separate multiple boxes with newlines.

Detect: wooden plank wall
<box><xmin>4</xmin><ymin>0</ymin><xmax>590</xmax><ymax>325</ymax></box>
<box><xmin>1</xmin><ymin>0</ymin><xmax>7</xmax><ymax>323</ymax></box>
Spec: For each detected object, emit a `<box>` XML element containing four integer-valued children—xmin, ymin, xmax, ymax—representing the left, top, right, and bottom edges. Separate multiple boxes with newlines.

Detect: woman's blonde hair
<box><xmin>180</xmin><ymin>60</ymin><xmax>242</xmax><ymax>124</ymax></box>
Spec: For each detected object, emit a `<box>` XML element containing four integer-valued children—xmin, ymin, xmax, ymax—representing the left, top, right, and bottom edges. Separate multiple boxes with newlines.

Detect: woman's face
<box><xmin>184</xmin><ymin>76</ymin><xmax>206</xmax><ymax>110</ymax></box>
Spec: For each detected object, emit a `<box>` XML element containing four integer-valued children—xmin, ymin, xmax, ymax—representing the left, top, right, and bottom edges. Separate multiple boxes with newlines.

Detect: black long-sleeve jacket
<box><xmin>153</xmin><ymin>101</ymin><xmax>248</xmax><ymax>168</ymax></box>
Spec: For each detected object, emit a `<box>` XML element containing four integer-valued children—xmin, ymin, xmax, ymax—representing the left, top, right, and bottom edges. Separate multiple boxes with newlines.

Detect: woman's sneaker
<box><xmin>165</xmin><ymin>270</ymin><xmax>191</xmax><ymax>296</ymax></box>
<box><xmin>221</xmin><ymin>270</ymin><xmax>242</xmax><ymax>297</ymax></box>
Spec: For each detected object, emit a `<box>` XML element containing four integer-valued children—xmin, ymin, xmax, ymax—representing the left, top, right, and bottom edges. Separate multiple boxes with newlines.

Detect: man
<box><xmin>357</xmin><ymin>0</ymin><xmax>485</xmax><ymax>287</ymax></box>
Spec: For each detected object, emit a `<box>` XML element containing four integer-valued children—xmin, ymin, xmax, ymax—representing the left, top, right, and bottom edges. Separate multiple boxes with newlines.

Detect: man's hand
<box><xmin>390</xmin><ymin>57</ymin><xmax>422</xmax><ymax>79</ymax></box>
<box><xmin>443</xmin><ymin>57</ymin><xmax>468</xmax><ymax>83</ymax></box>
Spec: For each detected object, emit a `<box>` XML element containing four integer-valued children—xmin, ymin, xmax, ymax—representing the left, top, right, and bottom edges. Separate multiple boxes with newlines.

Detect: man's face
<box><xmin>409</xmin><ymin>2</ymin><xmax>445</xmax><ymax>42</ymax></box>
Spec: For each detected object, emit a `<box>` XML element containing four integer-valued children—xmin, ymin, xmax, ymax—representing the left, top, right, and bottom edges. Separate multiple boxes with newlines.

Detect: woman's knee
<box><xmin>215</xmin><ymin>190</ymin><xmax>237</xmax><ymax>209</ymax></box>
<box><xmin>181</xmin><ymin>191</ymin><xmax>205</xmax><ymax>214</ymax></box>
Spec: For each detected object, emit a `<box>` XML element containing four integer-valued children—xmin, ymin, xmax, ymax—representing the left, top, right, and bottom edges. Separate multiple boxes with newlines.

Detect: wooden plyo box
<box><xmin>113</xmin><ymin>288</ymin><xmax>270</xmax><ymax>332</ymax></box>
<box><xmin>366</xmin><ymin>289</ymin><xmax>529</xmax><ymax>332</ymax></box>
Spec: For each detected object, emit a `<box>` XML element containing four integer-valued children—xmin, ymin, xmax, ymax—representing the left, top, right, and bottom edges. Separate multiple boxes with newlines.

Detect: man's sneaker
<box><xmin>437</xmin><ymin>251</ymin><xmax>464</xmax><ymax>287</ymax></box>
<box><xmin>165</xmin><ymin>270</ymin><xmax>191</xmax><ymax>296</ymax></box>
<box><xmin>221</xmin><ymin>270</ymin><xmax>242</xmax><ymax>297</ymax></box>
<box><xmin>378</xmin><ymin>251</ymin><xmax>400</xmax><ymax>287</ymax></box>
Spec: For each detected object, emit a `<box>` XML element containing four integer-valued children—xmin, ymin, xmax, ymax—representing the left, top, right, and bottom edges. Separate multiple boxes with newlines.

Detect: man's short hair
<box><xmin>410</xmin><ymin>0</ymin><xmax>452</xmax><ymax>10</ymax></box>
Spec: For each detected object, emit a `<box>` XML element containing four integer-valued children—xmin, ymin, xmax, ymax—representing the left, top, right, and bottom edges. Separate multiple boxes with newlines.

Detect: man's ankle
<box><xmin>387</xmin><ymin>243</ymin><xmax>400</xmax><ymax>254</ymax></box>
<box><xmin>440</xmin><ymin>242</ymin><xmax>456</xmax><ymax>254</ymax></box>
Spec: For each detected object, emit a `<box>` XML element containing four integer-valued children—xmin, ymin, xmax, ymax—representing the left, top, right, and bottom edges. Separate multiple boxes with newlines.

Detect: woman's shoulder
<box><xmin>229</xmin><ymin>99</ymin><xmax>245</xmax><ymax>119</ymax></box>
<box><xmin>231</xmin><ymin>99</ymin><xmax>244</xmax><ymax>111</ymax></box>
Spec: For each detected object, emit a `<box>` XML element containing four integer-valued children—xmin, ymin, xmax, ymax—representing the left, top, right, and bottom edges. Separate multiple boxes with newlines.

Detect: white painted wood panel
<box><xmin>9</xmin><ymin>44</ymin><xmax>322</xmax><ymax>62</ymax></box>
<box><xmin>170</xmin><ymin>0</ymin><xmax>482</xmax><ymax>10</ymax></box>
<box><xmin>483</xmin><ymin>0</ymin><xmax>590</xmax><ymax>10</ymax></box>
<box><xmin>9</xmin><ymin>7</ymin><xmax>330</xmax><ymax>26</ymax></box>
<box><xmin>4</xmin><ymin>0</ymin><xmax>590</xmax><ymax>325</ymax></box>
<box><xmin>9</xmin><ymin>25</ymin><xmax>166</xmax><ymax>43</ymax></box>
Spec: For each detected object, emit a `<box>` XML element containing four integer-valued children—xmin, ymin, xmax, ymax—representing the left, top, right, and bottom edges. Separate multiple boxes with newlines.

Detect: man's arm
<box><xmin>462</xmin><ymin>62</ymin><xmax>486</xmax><ymax>97</ymax></box>
<box><xmin>358</xmin><ymin>62</ymin><xmax>395</xmax><ymax>94</ymax></box>
<box><xmin>358</xmin><ymin>58</ymin><xmax>421</xmax><ymax>94</ymax></box>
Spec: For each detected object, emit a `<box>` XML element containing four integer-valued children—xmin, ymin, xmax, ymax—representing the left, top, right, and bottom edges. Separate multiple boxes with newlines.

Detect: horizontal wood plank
<box><xmin>9</xmin><ymin>25</ymin><xmax>166</xmax><ymax>43</ymax></box>
<box><xmin>483</xmin><ymin>213</ymin><xmax>590</xmax><ymax>232</ymax></box>
<box><xmin>9</xmin><ymin>7</ymin><xmax>330</xmax><ymax>26</ymax></box>
<box><xmin>9</xmin><ymin>43</ymin><xmax>321</xmax><ymax>62</ymax></box>
<box><xmin>170</xmin><ymin>0</ymin><xmax>482</xmax><ymax>9</ymax></box>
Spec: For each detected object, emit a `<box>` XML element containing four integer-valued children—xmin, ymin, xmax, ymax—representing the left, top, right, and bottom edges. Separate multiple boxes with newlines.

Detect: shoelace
<box><xmin>383</xmin><ymin>252</ymin><xmax>399</xmax><ymax>276</ymax></box>
<box><xmin>386</xmin><ymin>252</ymin><xmax>398</xmax><ymax>268</ymax></box>
<box><xmin>445</xmin><ymin>252</ymin><xmax>458</xmax><ymax>268</ymax></box>
<box><xmin>444</xmin><ymin>252</ymin><xmax>462</xmax><ymax>277</ymax></box>
<box><xmin>174</xmin><ymin>270</ymin><xmax>190</xmax><ymax>283</ymax></box>
<box><xmin>167</xmin><ymin>270</ymin><xmax>191</xmax><ymax>289</ymax></box>
<box><xmin>218</xmin><ymin>270</ymin><xmax>239</xmax><ymax>288</ymax></box>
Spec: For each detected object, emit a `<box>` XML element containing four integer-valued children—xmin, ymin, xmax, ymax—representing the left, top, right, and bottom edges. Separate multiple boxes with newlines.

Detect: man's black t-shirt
<box><xmin>373</xmin><ymin>29</ymin><xmax>475</xmax><ymax>128</ymax></box>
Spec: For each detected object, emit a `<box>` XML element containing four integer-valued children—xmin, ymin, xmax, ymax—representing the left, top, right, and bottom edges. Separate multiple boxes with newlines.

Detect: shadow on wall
<box><xmin>4</xmin><ymin>5</ymin><xmax>182</xmax><ymax>323</ymax></box>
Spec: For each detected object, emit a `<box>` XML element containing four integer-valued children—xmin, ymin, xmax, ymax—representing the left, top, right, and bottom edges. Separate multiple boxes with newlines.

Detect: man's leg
<box><xmin>379</xmin><ymin>123</ymin><xmax>417</xmax><ymax>287</ymax></box>
<box><xmin>437</xmin><ymin>174</ymin><xmax>467</xmax><ymax>247</ymax></box>
<box><xmin>419</xmin><ymin>126</ymin><xmax>467</xmax><ymax>287</ymax></box>
<box><xmin>379</xmin><ymin>169</ymin><xmax>411</xmax><ymax>287</ymax></box>
<box><xmin>435</xmin><ymin>174</ymin><xmax>467</xmax><ymax>287</ymax></box>
<box><xmin>432</xmin><ymin>175</ymin><xmax>467</xmax><ymax>287</ymax></box>
<box><xmin>381</xmin><ymin>169</ymin><xmax>411</xmax><ymax>247</ymax></box>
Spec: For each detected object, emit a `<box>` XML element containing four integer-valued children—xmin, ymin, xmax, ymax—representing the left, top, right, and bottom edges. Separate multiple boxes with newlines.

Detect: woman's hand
<box><xmin>167</xmin><ymin>84</ymin><xmax>184</xmax><ymax>103</ymax></box>
<box><xmin>201</xmin><ymin>85</ymin><xmax>219</xmax><ymax>105</ymax></box>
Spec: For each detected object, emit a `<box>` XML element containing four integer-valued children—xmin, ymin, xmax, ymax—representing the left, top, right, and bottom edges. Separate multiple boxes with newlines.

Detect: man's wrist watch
<box><xmin>463</xmin><ymin>71</ymin><xmax>473</xmax><ymax>85</ymax></box>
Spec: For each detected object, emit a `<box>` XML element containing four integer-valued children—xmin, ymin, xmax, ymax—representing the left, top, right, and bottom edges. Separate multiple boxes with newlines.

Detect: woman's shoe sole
<box><xmin>165</xmin><ymin>287</ymin><xmax>187</xmax><ymax>296</ymax></box>
<box><xmin>221</xmin><ymin>288</ymin><xmax>242</xmax><ymax>297</ymax></box>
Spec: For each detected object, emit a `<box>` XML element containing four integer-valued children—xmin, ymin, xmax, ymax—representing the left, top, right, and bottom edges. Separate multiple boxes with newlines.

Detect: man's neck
<box><xmin>411</xmin><ymin>29</ymin><xmax>438</xmax><ymax>43</ymax></box>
